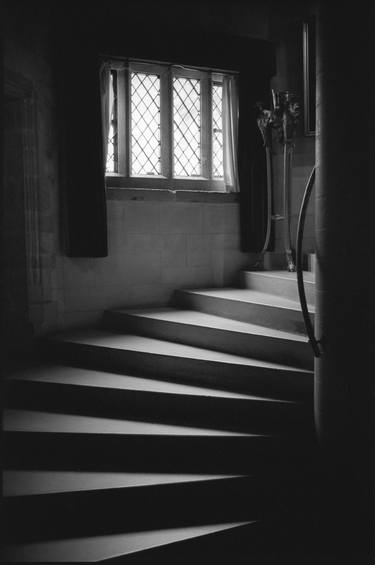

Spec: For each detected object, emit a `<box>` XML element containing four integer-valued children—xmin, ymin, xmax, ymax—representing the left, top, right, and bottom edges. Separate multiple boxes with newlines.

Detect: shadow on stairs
<box><xmin>2</xmin><ymin>257</ymin><xmax>339</xmax><ymax>564</ymax></box>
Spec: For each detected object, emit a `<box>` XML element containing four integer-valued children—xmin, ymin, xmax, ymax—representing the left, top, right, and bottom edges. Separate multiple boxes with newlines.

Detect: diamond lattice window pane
<box><xmin>106</xmin><ymin>122</ymin><xmax>116</xmax><ymax>173</ymax></box>
<box><xmin>106</xmin><ymin>72</ymin><xmax>118</xmax><ymax>173</ymax></box>
<box><xmin>131</xmin><ymin>72</ymin><xmax>161</xmax><ymax>176</ymax></box>
<box><xmin>173</xmin><ymin>77</ymin><xmax>201</xmax><ymax>177</ymax></box>
<box><xmin>212</xmin><ymin>84</ymin><xmax>223</xmax><ymax>178</ymax></box>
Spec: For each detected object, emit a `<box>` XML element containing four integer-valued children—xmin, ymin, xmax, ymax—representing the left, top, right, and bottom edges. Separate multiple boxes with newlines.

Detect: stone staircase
<box><xmin>2</xmin><ymin>256</ymin><xmax>323</xmax><ymax>564</ymax></box>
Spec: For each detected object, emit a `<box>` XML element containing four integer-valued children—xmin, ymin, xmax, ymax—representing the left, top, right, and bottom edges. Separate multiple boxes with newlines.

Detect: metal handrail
<box><xmin>296</xmin><ymin>165</ymin><xmax>321</xmax><ymax>357</ymax></box>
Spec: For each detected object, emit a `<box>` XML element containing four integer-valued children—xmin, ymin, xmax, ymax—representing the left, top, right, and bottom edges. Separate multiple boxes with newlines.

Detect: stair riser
<box><xmin>104</xmin><ymin>313</ymin><xmax>313</xmax><ymax>370</ymax></box>
<box><xmin>4</xmin><ymin>478</ymin><xmax>271</xmax><ymax>543</ymax></box>
<box><xmin>240</xmin><ymin>272</ymin><xmax>315</xmax><ymax>306</ymax></box>
<box><xmin>5</xmin><ymin>381</ymin><xmax>314</xmax><ymax>435</ymax></box>
<box><xmin>175</xmin><ymin>291</ymin><xmax>312</xmax><ymax>335</ymax></box>
<box><xmin>262</xmin><ymin>252</ymin><xmax>292</xmax><ymax>271</ymax></box>
<box><xmin>103</xmin><ymin>521</ymin><xmax>270</xmax><ymax>565</ymax></box>
<box><xmin>41</xmin><ymin>341</ymin><xmax>314</xmax><ymax>401</ymax></box>
<box><xmin>307</xmin><ymin>253</ymin><xmax>316</xmax><ymax>274</ymax></box>
<box><xmin>4</xmin><ymin>432</ymin><xmax>316</xmax><ymax>473</ymax></box>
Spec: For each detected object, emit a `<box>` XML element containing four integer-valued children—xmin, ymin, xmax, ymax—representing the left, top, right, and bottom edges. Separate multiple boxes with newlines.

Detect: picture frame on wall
<box><xmin>303</xmin><ymin>17</ymin><xmax>316</xmax><ymax>136</ymax></box>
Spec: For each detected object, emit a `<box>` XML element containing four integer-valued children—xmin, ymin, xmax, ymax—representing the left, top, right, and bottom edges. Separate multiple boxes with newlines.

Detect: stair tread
<box><xmin>3</xmin><ymin>410</ymin><xmax>263</xmax><ymax>437</ymax></box>
<box><xmin>110</xmin><ymin>307</ymin><xmax>308</xmax><ymax>342</ymax></box>
<box><xmin>243</xmin><ymin>270</ymin><xmax>315</xmax><ymax>283</ymax></box>
<box><xmin>6</xmin><ymin>365</ymin><xmax>291</xmax><ymax>402</ymax></box>
<box><xmin>2</xmin><ymin>521</ymin><xmax>255</xmax><ymax>562</ymax></box>
<box><xmin>179</xmin><ymin>288</ymin><xmax>315</xmax><ymax>313</ymax></box>
<box><xmin>3</xmin><ymin>470</ymin><xmax>243</xmax><ymax>497</ymax></box>
<box><xmin>49</xmin><ymin>330</ymin><xmax>311</xmax><ymax>373</ymax></box>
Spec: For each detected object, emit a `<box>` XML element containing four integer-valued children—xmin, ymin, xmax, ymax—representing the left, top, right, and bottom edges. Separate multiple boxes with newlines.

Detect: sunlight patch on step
<box><xmin>51</xmin><ymin>330</ymin><xmax>310</xmax><ymax>373</ymax></box>
<box><xmin>4</xmin><ymin>410</ymin><xmax>266</xmax><ymax>437</ymax></box>
<box><xmin>2</xmin><ymin>521</ymin><xmax>256</xmax><ymax>562</ymax></box>
<box><xmin>3</xmin><ymin>470</ymin><xmax>245</xmax><ymax>496</ymax></box>
<box><xmin>7</xmin><ymin>365</ymin><xmax>293</xmax><ymax>402</ymax></box>
<box><xmin>113</xmin><ymin>307</ymin><xmax>308</xmax><ymax>341</ymax></box>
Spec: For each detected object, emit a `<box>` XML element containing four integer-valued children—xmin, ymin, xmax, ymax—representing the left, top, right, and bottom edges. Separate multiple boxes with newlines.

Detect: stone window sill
<box><xmin>106</xmin><ymin>187</ymin><xmax>239</xmax><ymax>203</ymax></box>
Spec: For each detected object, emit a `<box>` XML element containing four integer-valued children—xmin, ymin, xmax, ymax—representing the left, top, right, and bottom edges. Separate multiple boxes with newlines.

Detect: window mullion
<box><xmin>201</xmin><ymin>72</ymin><xmax>212</xmax><ymax>179</ymax></box>
<box><xmin>125</xmin><ymin>66</ymin><xmax>131</xmax><ymax>176</ymax></box>
<box><xmin>116</xmin><ymin>69</ymin><xmax>127</xmax><ymax>175</ymax></box>
<box><xmin>161</xmin><ymin>66</ymin><xmax>172</xmax><ymax>180</ymax></box>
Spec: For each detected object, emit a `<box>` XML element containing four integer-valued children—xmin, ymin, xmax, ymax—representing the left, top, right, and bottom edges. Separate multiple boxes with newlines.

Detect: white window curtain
<box><xmin>222</xmin><ymin>75</ymin><xmax>240</xmax><ymax>192</ymax></box>
<box><xmin>99</xmin><ymin>61</ymin><xmax>112</xmax><ymax>170</ymax></box>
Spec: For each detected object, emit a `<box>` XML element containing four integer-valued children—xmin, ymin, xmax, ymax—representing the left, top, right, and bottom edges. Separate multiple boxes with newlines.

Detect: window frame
<box><xmin>106</xmin><ymin>58</ymin><xmax>228</xmax><ymax>192</ymax></box>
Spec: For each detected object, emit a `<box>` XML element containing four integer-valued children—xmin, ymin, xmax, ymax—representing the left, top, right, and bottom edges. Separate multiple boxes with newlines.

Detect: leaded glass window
<box><xmin>173</xmin><ymin>77</ymin><xmax>201</xmax><ymax>177</ymax></box>
<box><xmin>212</xmin><ymin>83</ymin><xmax>223</xmax><ymax>178</ymax></box>
<box><xmin>106</xmin><ymin>71</ymin><xmax>118</xmax><ymax>173</ymax></box>
<box><xmin>105</xmin><ymin>59</ymin><xmax>235</xmax><ymax>191</ymax></box>
<box><xmin>131</xmin><ymin>72</ymin><xmax>161</xmax><ymax>176</ymax></box>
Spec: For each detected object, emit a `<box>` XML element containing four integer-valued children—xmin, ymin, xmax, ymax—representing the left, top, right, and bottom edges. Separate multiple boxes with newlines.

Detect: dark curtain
<box><xmin>55</xmin><ymin>23</ymin><xmax>275</xmax><ymax>257</ymax></box>
<box><xmin>237</xmin><ymin>75</ymin><xmax>272</xmax><ymax>252</ymax></box>
<box><xmin>56</xmin><ymin>39</ymin><xmax>108</xmax><ymax>257</ymax></box>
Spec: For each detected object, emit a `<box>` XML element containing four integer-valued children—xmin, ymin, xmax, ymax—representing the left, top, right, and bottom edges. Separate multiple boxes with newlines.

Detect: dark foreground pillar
<box><xmin>315</xmin><ymin>3</ymin><xmax>372</xmax><ymax>560</ymax></box>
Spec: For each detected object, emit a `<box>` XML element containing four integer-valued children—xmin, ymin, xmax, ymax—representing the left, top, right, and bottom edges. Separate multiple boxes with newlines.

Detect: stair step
<box><xmin>3</xmin><ymin>409</ymin><xmax>254</xmax><ymax>436</ymax></box>
<box><xmin>4</xmin><ymin>471</ymin><xmax>266</xmax><ymax>542</ymax></box>
<box><xmin>3</xmin><ymin>470</ymin><xmax>240</xmax><ymax>497</ymax></box>
<box><xmin>4</xmin><ymin>409</ymin><xmax>315</xmax><ymax>473</ymax></box>
<box><xmin>240</xmin><ymin>270</ymin><xmax>315</xmax><ymax>306</ymax></box>
<box><xmin>1</xmin><ymin>521</ymin><xmax>255</xmax><ymax>563</ymax></box>
<box><xmin>5</xmin><ymin>365</ymin><xmax>312</xmax><ymax>434</ymax></box>
<box><xmin>40</xmin><ymin>330</ymin><xmax>313</xmax><ymax>400</ymax></box>
<box><xmin>3</xmin><ymin>470</ymin><xmax>319</xmax><ymax>544</ymax></box>
<box><xmin>175</xmin><ymin>288</ymin><xmax>314</xmax><ymax>334</ymax></box>
<box><xmin>104</xmin><ymin>307</ymin><xmax>312</xmax><ymax>370</ymax></box>
<box><xmin>3</xmin><ymin>364</ymin><xmax>291</xmax><ymax>401</ymax></box>
<box><xmin>2</xmin><ymin>252</ymin><xmax>319</xmax><ymax>560</ymax></box>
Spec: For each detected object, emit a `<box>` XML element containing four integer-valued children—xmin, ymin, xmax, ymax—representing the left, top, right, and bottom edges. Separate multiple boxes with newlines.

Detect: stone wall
<box><xmin>3</xmin><ymin>3</ymin><xmax>64</xmax><ymax>340</ymax></box>
<box><xmin>3</xmin><ymin>1</ymin><xmax>267</xmax><ymax>337</ymax></box>
<box><xmin>3</xmin><ymin>1</ymin><xmax>317</xmax><ymax>341</ymax></box>
<box><xmin>61</xmin><ymin>192</ymin><xmax>253</xmax><ymax>328</ymax></box>
<box><xmin>269</xmin><ymin>3</ymin><xmax>316</xmax><ymax>255</ymax></box>
<box><xmin>272</xmin><ymin>139</ymin><xmax>316</xmax><ymax>254</ymax></box>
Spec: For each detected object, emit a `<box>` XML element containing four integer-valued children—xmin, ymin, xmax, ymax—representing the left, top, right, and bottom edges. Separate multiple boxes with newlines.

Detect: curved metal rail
<box><xmin>296</xmin><ymin>165</ymin><xmax>321</xmax><ymax>357</ymax></box>
<box><xmin>261</xmin><ymin>146</ymin><xmax>273</xmax><ymax>256</ymax></box>
<box><xmin>283</xmin><ymin>143</ymin><xmax>295</xmax><ymax>271</ymax></box>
